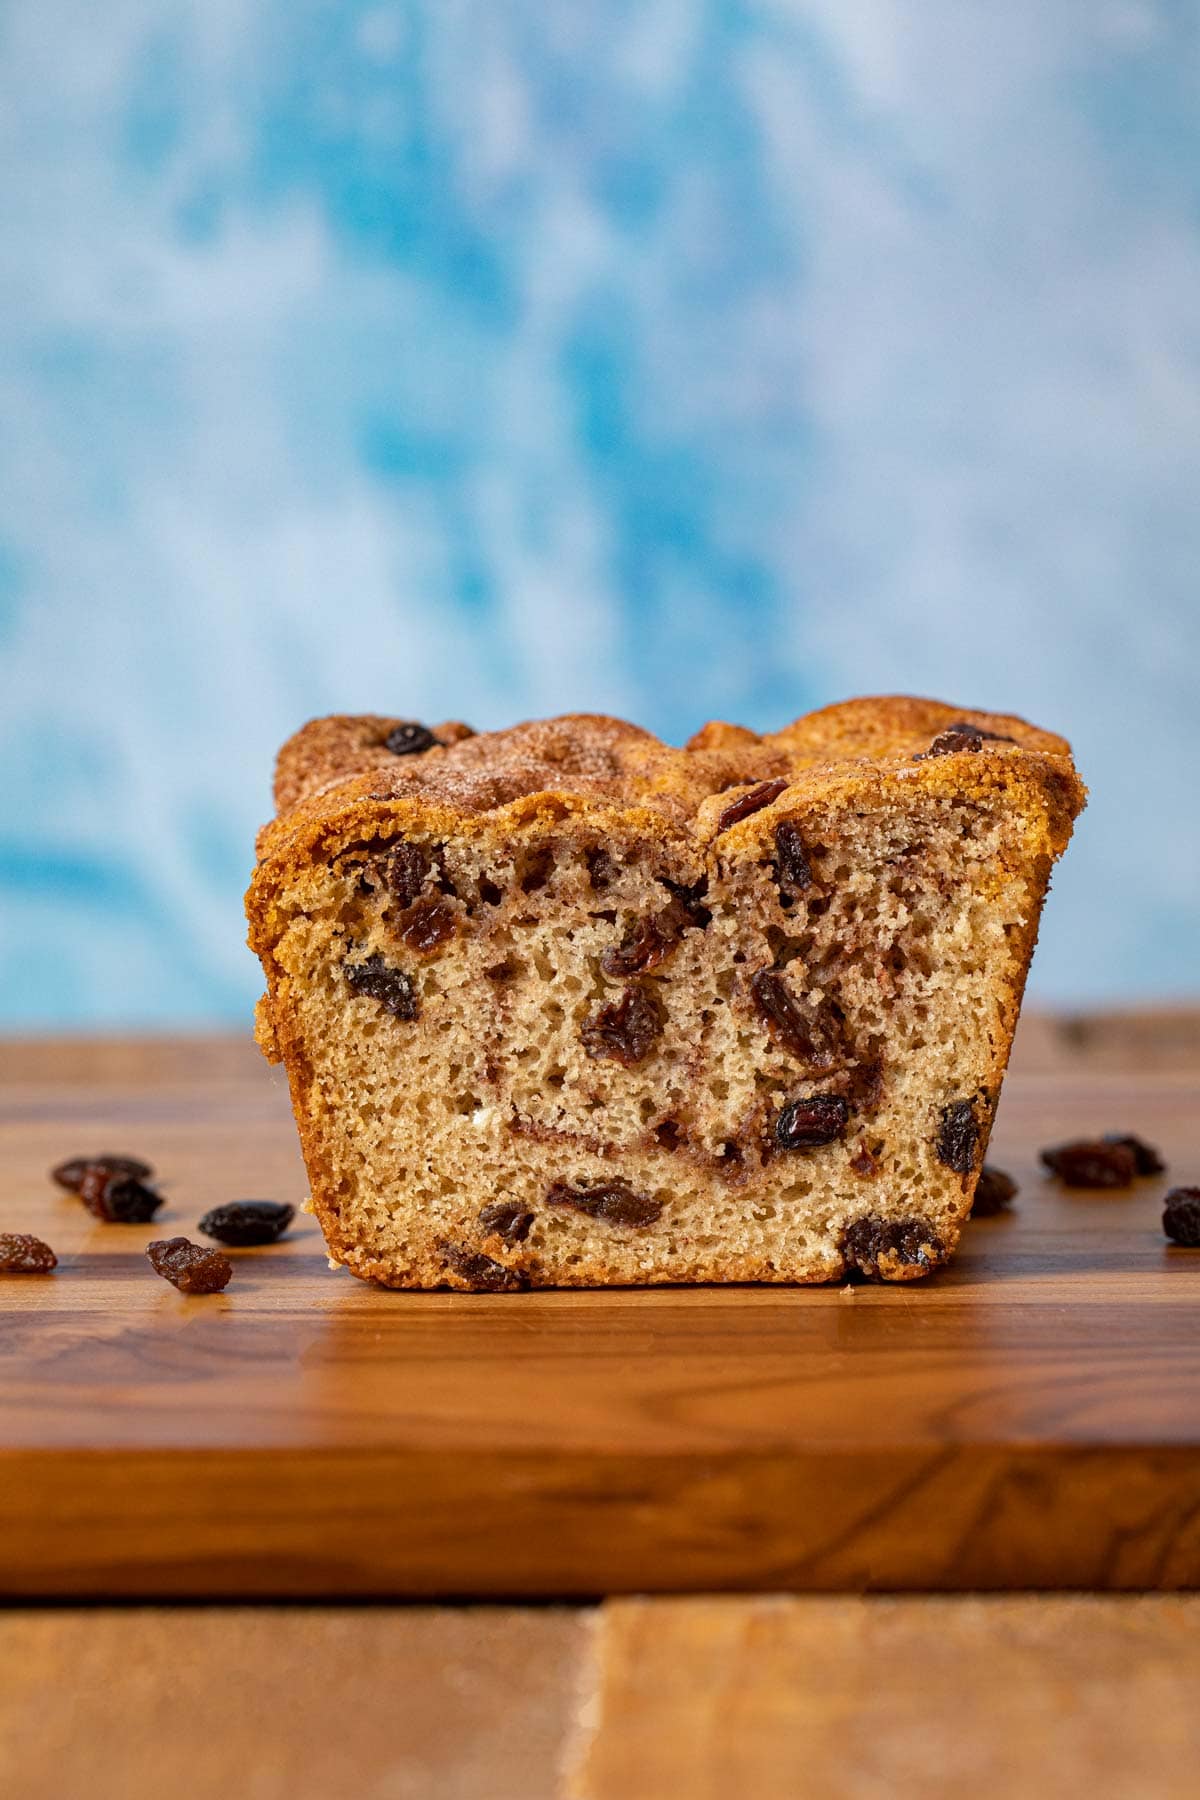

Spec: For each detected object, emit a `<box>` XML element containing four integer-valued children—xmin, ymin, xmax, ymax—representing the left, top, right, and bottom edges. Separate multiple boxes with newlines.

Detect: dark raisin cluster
<box><xmin>841</xmin><ymin>1215</ymin><xmax>945</xmax><ymax>1279</ymax></box>
<box><xmin>344</xmin><ymin>952</ymin><xmax>419</xmax><ymax>1018</ymax></box>
<box><xmin>581</xmin><ymin>985</ymin><xmax>663</xmax><ymax>1065</ymax></box>
<box><xmin>478</xmin><ymin>1201</ymin><xmax>535</xmax><ymax>1244</ymax></box>
<box><xmin>442</xmin><ymin>1245</ymin><xmax>528</xmax><ymax>1291</ymax></box>
<box><xmin>53</xmin><ymin>1152</ymin><xmax>163</xmax><ymax>1222</ymax></box>
<box><xmin>546</xmin><ymin>1181</ymin><xmax>662</xmax><ymax>1228</ymax></box>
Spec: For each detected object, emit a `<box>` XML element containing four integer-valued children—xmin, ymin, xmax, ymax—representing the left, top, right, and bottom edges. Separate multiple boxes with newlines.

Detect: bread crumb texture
<box><xmin>247</xmin><ymin>697</ymin><xmax>1085</xmax><ymax>1289</ymax></box>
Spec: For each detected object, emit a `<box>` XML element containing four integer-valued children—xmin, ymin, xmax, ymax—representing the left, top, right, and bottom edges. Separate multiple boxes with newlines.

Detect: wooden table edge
<box><xmin>4</xmin><ymin>1440</ymin><xmax>1199</xmax><ymax>1598</ymax></box>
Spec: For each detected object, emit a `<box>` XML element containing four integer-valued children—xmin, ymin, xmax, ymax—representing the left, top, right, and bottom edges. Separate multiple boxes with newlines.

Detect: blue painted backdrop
<box><xmin>2</xmin><ymin>1</ymin><xmax>1198</xmax><ymax>1025</ymax></box>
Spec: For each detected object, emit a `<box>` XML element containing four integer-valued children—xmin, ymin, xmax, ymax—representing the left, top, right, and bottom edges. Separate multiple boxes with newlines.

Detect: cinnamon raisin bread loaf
<box><xmin>247</xmin><ymin>698</ymin><xmax>1084</xmax><ymax>1288</ymax></box>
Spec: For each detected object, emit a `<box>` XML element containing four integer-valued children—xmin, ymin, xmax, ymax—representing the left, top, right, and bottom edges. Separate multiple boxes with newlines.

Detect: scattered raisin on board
<box><xmin>384</xmin><ymin>721</ymin><xmax>438</xmax><ymax>756</ymax></box>
<box><xmin>1040</xmin><ymin>1139</ymin><xmax>1137</xmax><ymax>1188</ymax></box>
<box><xmin>775</xmin><ymin>1095</ymin><xmax>849</xmax><ymax>1150</ymax></box>
<box><xmin>147</xmin><ymin>1238</ymin><xmax>233</xmax><ymax>1294</ymax></box>
<box><xmin>546</xmin><ymin>1181</ymin><xmax>663</xmax><ymax>1229</ymax></box>
<box><xmin>971</xmin><ymin>1166</ymin><xmax>1018</xmax><ymax>1216</ymax></box>
<box><xmin>1163</xmin><ymin>1188</ymin><xmax>1200</xmax><ymax>1248</ymax></box>
<box><xmin>1102</xmin><ymin>1133</ymin><xmax>1165</xmax><ymax>1176</ymax></box>
<box><xmin>198</xmin><ymin>1201</ymin><xmax>295</xmax><ymax>1247</ymax></box>
<box><xmin>78</xmin><ymin>1167</ymin><xmax>164</xmax><ymax>1223</ymax></box>
<box><xmin>52</xmin><ymin>1153</ymin><xmax>153</xmax><ymax>1192</ymax></box>
<box><xmin>0</xmin><ymin>1232</ymin><xmax>57</xmax><ymax>1274</ymax></box>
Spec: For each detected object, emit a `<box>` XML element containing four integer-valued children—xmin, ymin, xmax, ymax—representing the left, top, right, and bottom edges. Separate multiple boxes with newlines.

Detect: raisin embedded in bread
<box><xmin>246</xmin><ymin>698</ymin><xmax>1085</xmax><ymax>1289</ymax></box>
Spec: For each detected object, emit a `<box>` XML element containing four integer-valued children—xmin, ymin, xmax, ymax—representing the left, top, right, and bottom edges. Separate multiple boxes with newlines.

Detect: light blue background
<box><xmin>2</xmin><ymin>1</ymin><xmax>1198</xmax><ymax>1026</ymax></box>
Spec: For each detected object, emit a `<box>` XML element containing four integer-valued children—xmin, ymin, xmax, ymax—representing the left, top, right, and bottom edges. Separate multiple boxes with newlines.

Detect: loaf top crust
<box><xmin>253</xmin><ymin>697</ymin><xmax>1084</xmax><ymax>898</ymax></box>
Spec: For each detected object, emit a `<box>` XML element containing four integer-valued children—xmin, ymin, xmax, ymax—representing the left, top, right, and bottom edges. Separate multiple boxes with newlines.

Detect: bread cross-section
<box><xmin>247</xmin><ymin>697</ymin><xmax>1084</xmax><ymax>1288</ymax></box>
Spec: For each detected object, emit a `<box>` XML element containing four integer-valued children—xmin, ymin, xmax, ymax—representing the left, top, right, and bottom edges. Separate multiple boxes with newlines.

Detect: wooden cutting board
<box><xmin>2</xmin><ymin>1018</ymin><xmax>1198</xmax><ymax>1599</ymax></box>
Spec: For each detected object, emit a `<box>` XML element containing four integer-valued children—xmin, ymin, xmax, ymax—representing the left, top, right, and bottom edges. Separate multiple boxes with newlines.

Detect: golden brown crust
<box><xmin>254</xmin><ymin>696</ymin><xmax>1083</xmax><ymax>894</ymax></box>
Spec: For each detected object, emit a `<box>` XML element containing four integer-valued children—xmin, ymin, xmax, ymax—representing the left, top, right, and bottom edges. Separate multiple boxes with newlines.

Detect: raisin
<box><xmin>1040</xmin><ymin>1139</ymin><xmax>1137</xmax><ymax>1188</ymax></box>
<box><xmin>600</xmin><ymin>903</ymin><xmax>688</xmax><ymax>977</ymax></box>
<box><xmin>916</xmin><ymin>721</ymin><xmax>1016</xmax><ymax>761</ymax></box>
<box><xmin>581</xmin><ymin>984</ymin><xmax>663</xmax><ymax>1066</ymax></box>
<box><xmin>382</xmin><ymin>840</ymin><xmax>430</xmax><ymax>908</ymax></box>
<box><xmin>937</xmin><ymin>1100</ymin><xmax>979</xmax><ymax>1176</ymax></box>
<box><xmin>660</xmin><ymin>877</ymin><xmax>712</xmax><ymax>927</ymax></box>
<box><xmin>841</xmin><ymin>1215</ymin><xmax>945</xmax><ymax>1279</ymax></box>
<box><xmin>78</xmin><ymin>1166</ymin><xmax>164</xmax><ymax>1223</ymax></box>
<box><xmin>1163</xmin><ymin>1188</ymin><xmax>1200</xmax><ymax>1248</ymax></box>
<box><xmin>52</xmin><ymin>1153</ymin><xmax>153</xmax><ymax>1192</ymax></box>
<box><xmin>198</xmin><ymin>1201</ymin><xmax>295</xmax><ymax>1246</ymax></box>
<box><xmin>972</xmin><ymin>1165</ymin><xmax>1018</xmax><ymax>1216</ymax></box>
<box><xmin>587</xmin><ymin>848</ymin><xmax>617</xmax><ymax>890</ymax></box>
<box><xmin>946</xmin><ymin>719</ymin><xmax>1016</xmax><ymax>743</ymax></box>
<box><xmin>147</xmin><ymin>1237</ymin><xmax>233</xmax><ymax>1294</ymax></box>
<box><xmin>345</xmin><ymin>953</ymin><xmax>418</xmax><ymax>1019</ymax></box>
<box><xmin>917</xmin><ymin>726</ymin><xmax>984</xmax><ymax>759</ymax></box>
<box><xmin>478</xmin><ymin>1201</ymin><xmax>534</xmax><ymax>1244</ymax></box>
<box><xmin>0</xmin><ymin>1232</ymin><xmax>57</xmax><ymax>1273</ymax></box>
<box><xmin>845</xmin><ymin>1059</ymin><xmax>885</xmax><ymax>1115</ymax></box>
<box><xmin>443</xmin><ymin>1245</ymin><xmax>527</xmax><ymax>1291</ymax></box>
<box><xmin>716</xmin><ymin>777</ymin><xmax>789</xmax><ymax>832</ymax></box>
<box><xmin>774</xmin><ymin>820</ymin><xmax>813</xmax><ymax>893</ymax></box>
<box><xmin>385</xmin><ymin>721</ymin><xmax>438</xmax><ymax>756</ymax></box>
<box><xmin>775</xmin><ymin>1094</ymin><xmax>850</xmax><ymax>1149</ymax></box>
<box><xmin>750</xmin><ymin>970</ymin><xmax>841</xmax><ymax>1070</ymax></box>
<box><xmin>546</xmin><ymin>1181</ymin><xmax>662</xmax><ymax>1228</ymax></box>
<box><xmin>395</xmin><ymin>896</ymin><xmax>457</xmax><ymax>954</ymax></box>
<box><xmin>1103</xmin><ymin>1132</ymin><xmax>1165</xmax><ymax>1176</ymax></box>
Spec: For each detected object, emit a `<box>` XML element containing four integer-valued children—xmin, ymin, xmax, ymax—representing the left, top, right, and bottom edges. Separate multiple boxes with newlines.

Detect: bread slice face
<box><xmin>247</xmin><ymin>698</ymin><xmax>1084</xmax><ymax>1289</ymax></box>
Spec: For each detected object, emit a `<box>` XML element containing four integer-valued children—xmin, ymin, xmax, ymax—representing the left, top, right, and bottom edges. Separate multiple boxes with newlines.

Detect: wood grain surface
<box><xmin>2</xmin><ymin>1017</ymin><xmax>1198</xmax><ymax>1597</ymax></box>
<box><xmin>569</xmin><ymin>1596</ymin><xmax>1200</xmax><ymax>1800</ymax></box>
<box><xmin>0</xmin><ymin>1606</ymin><xmax>587</xmax><ymax>1800</ymax></box>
